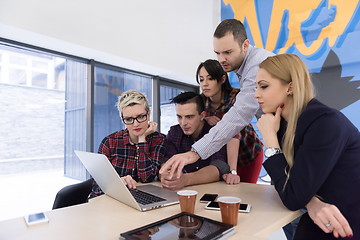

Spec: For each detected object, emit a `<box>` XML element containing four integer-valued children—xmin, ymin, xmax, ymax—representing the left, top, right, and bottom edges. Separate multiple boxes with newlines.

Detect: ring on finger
<box><xmin>325</xmin><ymin>223</ymin><xmax>331</xmax><ymax>228</ymax></box>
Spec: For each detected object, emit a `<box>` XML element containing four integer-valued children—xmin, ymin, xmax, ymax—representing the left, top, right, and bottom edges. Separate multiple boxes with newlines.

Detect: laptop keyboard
<box><xmin>129</xmin><ymin>189</ymin><xmax>166</xmax><ymax>205</ymax></box>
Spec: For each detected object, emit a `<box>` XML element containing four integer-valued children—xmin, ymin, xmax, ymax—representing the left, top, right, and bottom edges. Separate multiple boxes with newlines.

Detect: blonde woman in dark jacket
<box><xmin>255</xmin><ymin>54</ymin><xmax>359</xmax><ymax>239</ymax></box>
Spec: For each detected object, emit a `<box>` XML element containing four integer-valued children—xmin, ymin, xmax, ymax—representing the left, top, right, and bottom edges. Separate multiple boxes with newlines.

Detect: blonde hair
<box><xmin>259</xmin><ymin>54</ymin><xmax>314</xmax><ymax>169</ymax></box>
<box><xmin>116</xmin><ymin>90</ymin><xmax>150</xmax><ymax>114</ymax></box>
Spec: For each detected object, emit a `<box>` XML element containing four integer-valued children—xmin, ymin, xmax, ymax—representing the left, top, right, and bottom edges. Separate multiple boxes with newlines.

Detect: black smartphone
<box><xmin>199</xmin><ymin>193</ymin><xmax>218</xmax><ymax>203</ymax></box>
<box><xmin>205</xmin><ymin>201</ymin><xmax>252</xmax><ymax>213</ymax></box>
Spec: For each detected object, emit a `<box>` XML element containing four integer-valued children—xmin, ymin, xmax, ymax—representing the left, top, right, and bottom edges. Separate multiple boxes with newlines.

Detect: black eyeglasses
<box><xmin>122</xmin><ymin>112</ymin><xmax>148</xmax><ymax>125</ymax></box>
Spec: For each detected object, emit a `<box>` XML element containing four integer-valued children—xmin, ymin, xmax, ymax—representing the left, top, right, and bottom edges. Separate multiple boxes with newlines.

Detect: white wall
<box><xmin>0</xmin><ymin>0</ymin><xmax>221</xmax><ymax>85</ymax></box>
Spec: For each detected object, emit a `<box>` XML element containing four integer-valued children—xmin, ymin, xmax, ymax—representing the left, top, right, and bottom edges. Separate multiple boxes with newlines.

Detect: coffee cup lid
<box><xmin>177</xmin><ymin>190</ymin><xmax>198</xmax><ymax>196</ymax></box>
<box><xmin>217</xmin><ymin>196</ymin><xmax>241</xmax><ymax>203</ymax></box>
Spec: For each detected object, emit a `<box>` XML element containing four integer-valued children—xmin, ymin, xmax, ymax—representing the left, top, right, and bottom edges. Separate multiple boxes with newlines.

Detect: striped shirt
<box><xmin>193</xmin><ymin>45</ymin><xmax>274</xmax><ymax>159</ymax></box>
<box><xmin>90</xmin><ymin>129</ymin><xmax>166</xmax><ymax>197</ymax></box>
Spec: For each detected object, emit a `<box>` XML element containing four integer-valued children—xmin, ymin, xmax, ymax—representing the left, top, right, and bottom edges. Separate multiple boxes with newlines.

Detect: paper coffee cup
<box><xmin>177</xmin><ymin>190</ymin><xmax>198</xmax><ymax>214</ymax></box>
<box><xmin>217</xmin><ymin>196</ymin><xmax>241</xmax><ymax>225</ymax></box>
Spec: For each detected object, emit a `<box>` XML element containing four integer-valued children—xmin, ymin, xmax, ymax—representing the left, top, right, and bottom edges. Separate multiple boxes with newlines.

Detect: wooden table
<box><xmin>0</xmin><ymin>182</ymin><xmax>302</xmax><ymax>240</ymax></box>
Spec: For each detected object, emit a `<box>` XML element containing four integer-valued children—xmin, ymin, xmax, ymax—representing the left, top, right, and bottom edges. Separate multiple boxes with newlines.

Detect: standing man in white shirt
<box><xmin>160</xmin><ymin>19</ymin><xmax>274</xmax><ymax>177</ymax></box>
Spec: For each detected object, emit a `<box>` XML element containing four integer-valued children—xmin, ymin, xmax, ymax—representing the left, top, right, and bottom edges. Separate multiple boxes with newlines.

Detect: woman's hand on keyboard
<box><xmin>122</xmin><ymin>175</ymin><xmax>137</xmax><ymax>189</ymax></box>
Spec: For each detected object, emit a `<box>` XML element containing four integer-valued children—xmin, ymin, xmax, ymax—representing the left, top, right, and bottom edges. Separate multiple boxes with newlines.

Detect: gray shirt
<box><xmin>193</xmin><ymin>45</ymin><xmax>274</xmax><ymax>159</ymax></box>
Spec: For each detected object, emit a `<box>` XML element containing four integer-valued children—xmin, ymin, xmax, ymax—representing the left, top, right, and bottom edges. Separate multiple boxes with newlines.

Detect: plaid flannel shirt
<box><xmin>89</xmin><ymin>129</ymin><xmax>166</xmax><ymax>198</ymax></box>
<box><xmin>202</xmin><ymin>88</ymin><xmax>263</xmax><ymax>166</ymax></box>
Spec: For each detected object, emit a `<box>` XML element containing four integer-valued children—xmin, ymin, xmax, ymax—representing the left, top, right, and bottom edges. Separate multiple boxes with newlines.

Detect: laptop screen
<box><xmin>120</xmin><ymin>212</ymin><xmax>234</xmax><ymax>240</ymax></box>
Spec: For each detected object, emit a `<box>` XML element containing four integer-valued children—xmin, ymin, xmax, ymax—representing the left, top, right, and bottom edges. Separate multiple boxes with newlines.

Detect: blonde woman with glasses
<box><xmin>255</xmin><ymin>54</ymin><xmax>359</xmax><ymax>239</ymax></box>
<box><xmin>89</xmin><ymin>90</ymin><xmax>166</xmax><ymax>198</ymax></box>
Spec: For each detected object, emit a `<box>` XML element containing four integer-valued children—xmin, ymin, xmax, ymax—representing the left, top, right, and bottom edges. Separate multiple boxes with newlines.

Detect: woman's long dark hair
<box><xmin>196</xmin><ymin>59</ymin><xmax>233</xmax><ymax>95</ymax></box>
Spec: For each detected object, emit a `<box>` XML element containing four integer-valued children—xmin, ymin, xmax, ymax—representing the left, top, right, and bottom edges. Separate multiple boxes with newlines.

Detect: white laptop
<box><xmin>74</xmin><ymin>150</ymin><xmax>179</xmax><ymax>211</ymax></box>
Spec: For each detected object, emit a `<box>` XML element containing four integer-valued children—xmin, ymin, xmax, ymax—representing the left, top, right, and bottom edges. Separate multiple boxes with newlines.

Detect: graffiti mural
<box><xmin>221</xmin><ymin>0</ymin><xmax>360</xmax><ymax>182</ymax></box>
<box><xmin>222</xmin><ymin>0</ymin><xmax>359</xmax><ymax>125</ymax></box>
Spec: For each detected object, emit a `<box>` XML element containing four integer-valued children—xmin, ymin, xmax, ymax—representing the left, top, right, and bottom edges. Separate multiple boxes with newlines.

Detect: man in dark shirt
<box><xmin>160</xmin><ymin>92</ymin><xmax>229</xmax><ymax>191</ymax></box>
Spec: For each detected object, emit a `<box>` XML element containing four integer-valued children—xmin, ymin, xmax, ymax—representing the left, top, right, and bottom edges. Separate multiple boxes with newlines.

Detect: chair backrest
<box><xmin>52</xmin><ymin>178</ymin><xmax>93</xmax><ymax>209</ymax></box>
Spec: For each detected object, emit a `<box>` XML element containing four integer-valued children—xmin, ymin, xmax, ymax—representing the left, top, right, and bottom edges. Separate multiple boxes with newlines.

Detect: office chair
<box><xmin>52</xmin><ymin>178</ymin><xmax>93</xmax><ymax>209</ymax></box>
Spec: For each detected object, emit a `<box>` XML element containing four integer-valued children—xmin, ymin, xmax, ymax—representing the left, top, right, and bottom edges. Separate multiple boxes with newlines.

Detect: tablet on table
<box><xmin>119</xmin><ymin>212</ymin><xmax>235</xmax><ymax>240</ymax></box>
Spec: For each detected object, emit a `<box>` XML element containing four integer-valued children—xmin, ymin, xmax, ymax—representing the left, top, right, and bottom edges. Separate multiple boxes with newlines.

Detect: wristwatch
<box><xmin>264</xmin><ymin>147</ymin><xmax>282</xmax><ymax>158</ymax></box>
<box><xmin>230</xmin><ymin>170</ymin><xmax>237</xmax><ymax>175</ymax></box>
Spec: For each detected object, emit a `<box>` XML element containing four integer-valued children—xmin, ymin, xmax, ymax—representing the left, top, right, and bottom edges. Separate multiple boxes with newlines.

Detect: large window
<box><xmin>0</xmin><ymin>40</ymin><xmax>198</xmax><ymax>220</ymax></box>
<box><xmin>0</xmin><ymin>42</ymin><xmax>88</xmax><ymax>220</ymax></box>
<box><xmin>0</xmin><ymin>44</ymin><xmax>86</xmax><ymax>162</ymax></box>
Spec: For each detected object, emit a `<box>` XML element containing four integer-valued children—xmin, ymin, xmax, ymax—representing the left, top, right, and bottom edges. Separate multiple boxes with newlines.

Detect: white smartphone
<box><xmin>24</xmin><ymin>212</ymin><xmax>49</xmax><ymax>226</ymax></box>
<box><xmin>205</xmin><ymin>201</ymin><xmax>252</xmax><ymax>213</ymax></box>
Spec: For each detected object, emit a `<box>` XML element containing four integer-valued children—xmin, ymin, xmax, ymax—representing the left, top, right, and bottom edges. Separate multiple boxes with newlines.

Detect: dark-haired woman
<box><xmin>196</xmin><ymin>59</ymin><xmax>263</xmax><ymax>184</ymax></box>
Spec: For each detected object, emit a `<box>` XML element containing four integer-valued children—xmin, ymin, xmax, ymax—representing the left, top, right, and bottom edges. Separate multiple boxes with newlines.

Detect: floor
<box><xmin>0</xmin><ymin>169</ymin><xmax>287</xmax><ymax>239</ymax></box>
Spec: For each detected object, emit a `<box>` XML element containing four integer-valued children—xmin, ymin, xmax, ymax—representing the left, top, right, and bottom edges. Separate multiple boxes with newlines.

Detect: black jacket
<box><xmin>264</xmin><ymin>99</ymin><xmax>360</xmax><ymax>239</ymax></box>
